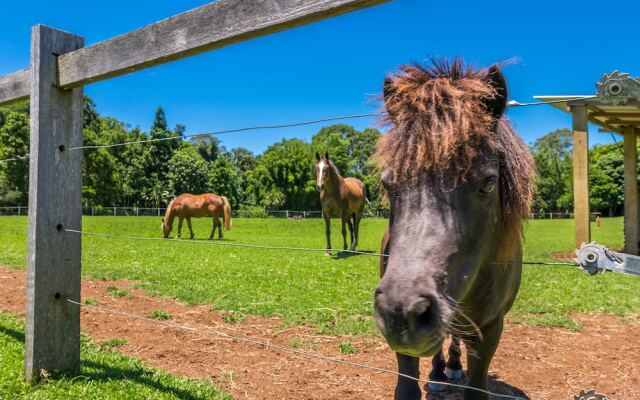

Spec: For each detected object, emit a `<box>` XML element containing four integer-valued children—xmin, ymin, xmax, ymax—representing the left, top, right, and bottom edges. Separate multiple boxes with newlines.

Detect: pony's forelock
<box><xmin>374</xmin><ymin>58</ymin><xmax>535</xmax><ymax>259</ymax></box>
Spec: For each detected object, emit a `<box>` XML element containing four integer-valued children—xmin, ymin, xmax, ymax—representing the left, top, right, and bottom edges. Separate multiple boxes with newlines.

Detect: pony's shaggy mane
<box><xmin>375</xmin><ymin>58</ymin><xmax>535</xmax><ymax>259</ymax></box>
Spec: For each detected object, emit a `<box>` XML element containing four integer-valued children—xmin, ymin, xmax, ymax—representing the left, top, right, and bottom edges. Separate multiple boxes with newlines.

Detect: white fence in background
<box><xmin>0</xmin><ymin>206</ymin><xmax>390</xmax><ymax>219</ymax></box>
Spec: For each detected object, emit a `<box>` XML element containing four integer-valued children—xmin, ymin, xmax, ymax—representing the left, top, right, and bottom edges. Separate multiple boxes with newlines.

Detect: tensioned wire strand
<box><xmin>65</xmin><ymin>298</ymin><xmax>526</xmax><ymax>400</ymax></box>
<box><xmin>61</xmin><ymin>228</ymin><xmax>579</xmax><ymax>267</ymax></box>
<box><xmin>0</xmin><ymin>226</ymin><xmax>581</xmax><ymax>267</ymax></box>
<box><xmin>67</xmin><ymin>112</ymin><xmax>384</xmax><ymax>151</ymax></box>
<box><xmin>0</xmin><ymin>96</ymin><xmax>599</xmax><ymax>163</ymax></box>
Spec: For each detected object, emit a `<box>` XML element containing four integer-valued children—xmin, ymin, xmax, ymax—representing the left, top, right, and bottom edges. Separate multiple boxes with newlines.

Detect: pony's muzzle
<box><xmin>316</xmin><ymin>183</ymin><xmax>324</xmax><ymax>190</ymax></box>
<box><xmin>374</xmin><ymin>289</ymin><xmax>440</xmax><ymax>355</ymax></box>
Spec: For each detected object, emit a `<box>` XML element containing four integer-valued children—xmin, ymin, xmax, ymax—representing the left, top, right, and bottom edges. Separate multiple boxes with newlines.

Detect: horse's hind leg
<box><xmin>427</xmin><ymin>347</ymin><xmax>448</xmax><ymax>392</ymax></box>
<box><xmin>186</xmin><ymin>217</ymin><xmax>194</xmax><ymax>239</ymax></box>
<box><xmin>216</xmin><ymin>217</ymin><xmax>223</xmax><ymax>239</ymax></box>
<box><xmin>395</xmin><ymin>353</ymin><xmax>421</xmax><ymax>400</ymax></box>
<box><xmin>340</xmin><ymin>215</ymin><xmax>348</xmax><ymax>251</ymax></box>
<box><xmin>351</xmin><ymin>212</ymin><xmax>361</xmax><ymax>251</ymax></box>
<box><xmin>347</xmin><ymin>218</ymin><xmax>354</xmax><ymax>250</ymax></box>
<box><xmin>446</xmin><ymin>336</ymin><xmax>464</xmax><ymax>380</ymax></box>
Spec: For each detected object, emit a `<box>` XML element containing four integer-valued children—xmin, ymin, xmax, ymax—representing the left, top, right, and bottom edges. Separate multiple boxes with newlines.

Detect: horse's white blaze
<box><xmin>317</xmin><ymin>160</ymin><xmax>328</xmax><ymax>186</ymax></box>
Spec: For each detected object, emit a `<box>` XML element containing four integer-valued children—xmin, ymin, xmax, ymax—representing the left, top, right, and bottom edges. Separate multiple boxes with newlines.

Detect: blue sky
<box><xmin>1</xmin><ymin>0</ymin><xmax>638</xmax><ymax>154</ymax></box>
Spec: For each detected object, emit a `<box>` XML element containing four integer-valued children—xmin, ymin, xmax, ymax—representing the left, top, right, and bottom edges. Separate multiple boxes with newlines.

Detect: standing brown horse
<box><xmin>373</xmin><ymin>59</ymin><xmax>535</xmax><ymax>400</ymax></box>
<box><xmin>162</xmin><ymin>193</ymin><xmax>232</xmax><ymax>239</ymax></box>
<box><xmin>315</xmin><ymin>151</ymin><xmax>367</xmax><ymax>254</ymax></box>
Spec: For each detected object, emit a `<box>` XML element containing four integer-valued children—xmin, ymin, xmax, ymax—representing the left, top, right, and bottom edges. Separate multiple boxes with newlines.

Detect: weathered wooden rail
<box><xmin>0</xmin><ymin>0</ymin><xmax>390</xmax><ymax>380</ymax></box>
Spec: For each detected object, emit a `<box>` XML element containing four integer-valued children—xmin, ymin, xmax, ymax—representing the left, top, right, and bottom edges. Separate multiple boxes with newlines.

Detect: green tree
<box><xmin>208</xmin><ymin>154</ymin><xmax>241</xmax><ymax>208</ymax></box>
<box><xmin>0</xmin><ymin>111</ymin><xmax>30</xmax><ymax>204</ymax></box>
<box><xmin>167</xmin><ymin>147</ymin><xmax>209</xmax><ymax>195</ymax></box>
<box><xmin>531</xmin><ymin>129</ymin><xmax>573</xmax><ymax>213</ymax></box>
<box><xmin>248</xmin><ymin>139</ymin><xmax>317</xmax><ymax>210</ymax></box>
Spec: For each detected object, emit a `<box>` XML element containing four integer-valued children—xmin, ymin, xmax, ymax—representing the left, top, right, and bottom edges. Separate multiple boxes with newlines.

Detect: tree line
<box><xmin>0</xmin><ymin>98</ymin><xmax>382</xmax><ymax>212</ymax></box>
<box><xmin>0</xmin><ymin>100</ymin><xmax>634</xmax><ymax>215</ymax></box>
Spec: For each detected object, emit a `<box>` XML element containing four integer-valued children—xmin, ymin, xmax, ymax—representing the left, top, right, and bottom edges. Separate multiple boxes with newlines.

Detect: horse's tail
<box><xmin>221</xmin><ymin>196</ymin><xmax>232</xmax><ymax>230</ymax></box>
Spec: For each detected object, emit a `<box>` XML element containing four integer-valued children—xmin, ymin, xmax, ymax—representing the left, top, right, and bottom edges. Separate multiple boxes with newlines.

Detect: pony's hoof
<box><xmin>445</xmin><ymin>368</ymin><xmax>464</xmax><ymax>381</ymax></box>
<box><xmin>426</xmin><ymin>382</ymin><xmax>448</xmax><ymax>392</ymax></box>
<box><xmin>324</xmin><ymin>251</ymin><xmax>332</xmax><ymax>256</ymax></box>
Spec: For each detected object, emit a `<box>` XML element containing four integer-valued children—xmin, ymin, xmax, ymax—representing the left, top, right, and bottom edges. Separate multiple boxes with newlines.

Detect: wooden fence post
<box><xmin>571</xmin><ymin>104</ymin><xmax>590</xmax><ymax>248</ymax></box>
<box><xmin>25</xmin><ymin>25</ymin><xmax>84</xmax><ymax>381</ymax></box>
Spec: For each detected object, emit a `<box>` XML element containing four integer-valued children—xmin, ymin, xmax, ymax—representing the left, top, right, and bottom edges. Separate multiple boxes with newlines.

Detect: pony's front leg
<box><xmin>323</xmin><ymin>212</ymin><xmax>331</xmax><ymax>255</ymax></box>
<box><xmin>186</xmin><ymin>217</ymin><xmax>194</xmax><ymax>239</ymax></box>
<box><xmin>347</xmin><ymin>218</ymin><xmax>354</xmax><ymax>250</ymax></box>
<box><xmin>176</xmin><ymin>217</ymin><xmax>184</xmax><ymax>239</ymax></box>
<box><xmin>464</xmin><ymin>319</ymin><xmax>503</xmax><ymax>400</ymax></box>
<box><xmin>446</xmin><ymin>335</ymin><xmax>464</xmax><ymax>380</ymax></box>
<box><xmin>394</xmin><ymin>353</ymin><xmax>421</xmax><ymax>400</ymax></box>
<box><xmin>427</xmin><ymin>348</ymin><xmax>448</xmax><ymax>392</ymax></box>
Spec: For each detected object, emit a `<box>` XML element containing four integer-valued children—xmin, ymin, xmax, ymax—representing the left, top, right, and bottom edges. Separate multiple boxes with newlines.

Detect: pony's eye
<box><xmin>479</xmin><ymin>176</ymin><xmax>497</xmax><ymax>195</ymax></box>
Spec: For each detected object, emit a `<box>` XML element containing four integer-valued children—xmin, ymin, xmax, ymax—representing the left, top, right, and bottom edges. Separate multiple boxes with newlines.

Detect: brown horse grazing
<box><xmin>315</xmin><ymin>151</ymin><xmax>367</xmax><ymax>254</ymax></box>
<box><xmin>162</xmin><ymin>193</ymin><xmax>232</xmax><ymax>239</ymax></box>
<box><xmin>373</xmin><ymin>59</ymin><xmax>535</xmax><ymax>400</ymax></box>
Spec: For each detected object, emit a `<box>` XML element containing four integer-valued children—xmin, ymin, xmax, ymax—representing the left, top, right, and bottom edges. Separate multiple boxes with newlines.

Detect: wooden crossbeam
<box><xmin>0</xmin><ymin>0</ymin><xmax>389</xmax><ymax>104</ymax></box>
<box><xmin>0</xmin><ymin>69</ymin><xmax>30</xmax><ymax>105</ymax></box>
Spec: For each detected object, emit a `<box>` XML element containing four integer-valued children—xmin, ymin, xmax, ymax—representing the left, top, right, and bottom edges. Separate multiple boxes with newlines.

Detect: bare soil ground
<box><xmin>0</xmin><ymin>266</ymin><xmax>637</xmax><ymax>400</ymax></box>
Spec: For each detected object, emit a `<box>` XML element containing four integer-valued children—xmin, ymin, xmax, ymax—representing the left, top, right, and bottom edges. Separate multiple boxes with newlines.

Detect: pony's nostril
<box><xmin>407</xmin><ymin>296</ymin><xmax>435</xmax><ymax>332</ymax></box>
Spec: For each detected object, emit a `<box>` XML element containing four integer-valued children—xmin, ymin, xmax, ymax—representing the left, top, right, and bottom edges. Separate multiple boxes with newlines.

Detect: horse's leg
<box><xmin>463</xmin><ymin>319</ymin><xmax>503</xmax><ymax>400</ymax></box>
<box><xmin>340</xmin><ymin>214</ymin><xmax>348</xmax><ymax>251</ymax></box>
<box><xmin>323</xmin><ymin>212</ymin><xmax>332</xmax><ymax>255</ymax></box>
<box><xmin>216</xmin><ymin>217</ymin><xmax>223</xmax><ymax>239</ymax></box>
<box><xmin>394</xmin><ymin>353</ymin><xmax>421</xmax><ymax>400</ymax></box>
<box><xmin>427</xmin><ymin>347</ymin><xmax>448</xmax><ymax>392</ymax></box>
<box><xmin>445</xmin><ymin>335</ymin><xmax>464</xmax><ymax>380</ymax></box>
<box><xmin>186</xmin><ymin>217</ymin><xmax>194</xmax><ymax>239</ymax></box>
<box><xmin>209</xmin><ymin>217</ymin><xmax>215</xmax><ymax>240</ymax></box>
<box><xmin>351</xmin><ymin>212</ymin><xmax>361</xmax><ymax>251</ymax></box>
<box><xmin>176</xmin><ymin>217</ymin><xmax>183</xmax><ymax>239</ymax></box>
<box><xmin>347</xmin><ymin>217</ymin><xmax>354</xmax><ymax>250</ymax></box>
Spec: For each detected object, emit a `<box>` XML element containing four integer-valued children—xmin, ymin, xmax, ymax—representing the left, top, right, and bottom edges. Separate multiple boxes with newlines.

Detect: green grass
<box><xmin>0</xmin><ymin>216</ymin><xmax>638</xmax><ymax>332</ymax></box>
<box><xmin>148</xmin><ymin>310</ymin><xmax>172</xmax><ymax>320</ymax></box>
<box><xmin>338</xmin><ymin>342</ymin><xmax>359</xmax><ymax>354</ymax></box>
<box><xmin>0</xmin><ymin>313</ymin><xmax>229</xmax><ymax>400</ymax></box>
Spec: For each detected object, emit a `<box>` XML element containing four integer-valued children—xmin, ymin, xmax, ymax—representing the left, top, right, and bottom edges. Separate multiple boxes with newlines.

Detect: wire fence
<box><xmin>0</xmin><ymin>96</ymin><xmax>599</xmax><ymax>165</ymax></box>
<box><xmin>0</xmin><ymin>279</ymin><xmax>524</xmax><ymax>399</ymax></box>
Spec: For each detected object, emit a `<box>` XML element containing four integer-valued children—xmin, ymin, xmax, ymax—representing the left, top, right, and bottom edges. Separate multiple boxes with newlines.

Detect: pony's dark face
<box><xmin>374</xmin><ymin>63</ymin><xmax>509</xmax><ymax>357</ymax></box>
<box><xmin>315</xmin><ymin>151</ymin><xmax>331</xmax><ymax>190</ymax></box>
<box><xmin>374</xmin><ymin>154</ymin><xmax>502</xmax><ymax>356</ymax></box>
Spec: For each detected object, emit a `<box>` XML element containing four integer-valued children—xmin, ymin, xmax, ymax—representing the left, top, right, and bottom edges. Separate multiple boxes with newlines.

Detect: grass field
<box><xmin>0</xmin><ymin>313</ymin><xmax>229</xmax><ymax>400</ymax></box>
<box><xmin>0</xmin><ymin>216</ymin><xmax>639</xmax><ymax>333</ymax></box>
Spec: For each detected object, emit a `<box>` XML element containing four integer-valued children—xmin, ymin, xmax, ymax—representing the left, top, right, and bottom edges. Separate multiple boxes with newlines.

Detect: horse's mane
<box><xmin>163</xmin><ymin>199</ymin><xmax>175</xmax><ymax>225</ymax></box>
<box><xmin>374</xmin><ymin>58</ymin><xmax>535</xmax><ymax>259</ymax></box>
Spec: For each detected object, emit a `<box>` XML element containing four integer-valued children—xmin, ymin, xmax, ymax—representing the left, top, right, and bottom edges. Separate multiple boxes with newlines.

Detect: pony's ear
<box><xmin>315</xmin><ymin>151</ymin><xmax>320</xmax><ymax>161</ymax></box>
<box><xmin>324</xmin><ymin>151</ymin><xmax>329</xmax><ymax>161</ymax></box>
<box><xmin>484</xmin><ymin>65</ymin><xmax>508</xmax><ymax>119</ymax></box>
<box><xmin>383</xmin><ymin>77</ymin><xmax>397</xmax><ymax>120</ymax></box>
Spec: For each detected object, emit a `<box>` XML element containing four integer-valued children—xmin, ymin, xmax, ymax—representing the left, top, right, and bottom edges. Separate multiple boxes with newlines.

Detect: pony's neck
<box><xmin>323</xmin><ymin>163</ymin><xmax>345</xmax><ymax>195</ymax></box>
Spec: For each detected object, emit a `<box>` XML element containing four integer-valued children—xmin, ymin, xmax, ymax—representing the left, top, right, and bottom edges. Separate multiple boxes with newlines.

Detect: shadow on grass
<box><xmin>0</xmin><ymin>324</ymin><xmax>25</xmax><ymax>343</ymax></box>
<box><xmin>78</xmin><ymin>359</ymin><xmax>214</xmax><ymax>400</ymax></box>
<box><xmin>0</xmin><ymin>325</ymin><xmax>218</xmax><ymax>400</ymax></box>
<box><xmin>334</xmin><ymin>249</ymin><xmax>378</xmax><ymax>259</ymax></box>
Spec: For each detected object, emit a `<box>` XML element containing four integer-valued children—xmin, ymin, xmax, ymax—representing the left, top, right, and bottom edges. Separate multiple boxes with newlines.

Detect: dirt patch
<box><xmin>0</xmin><ymin>267</ymin><xmax>638</xmax><ymax>399</ymax></box>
